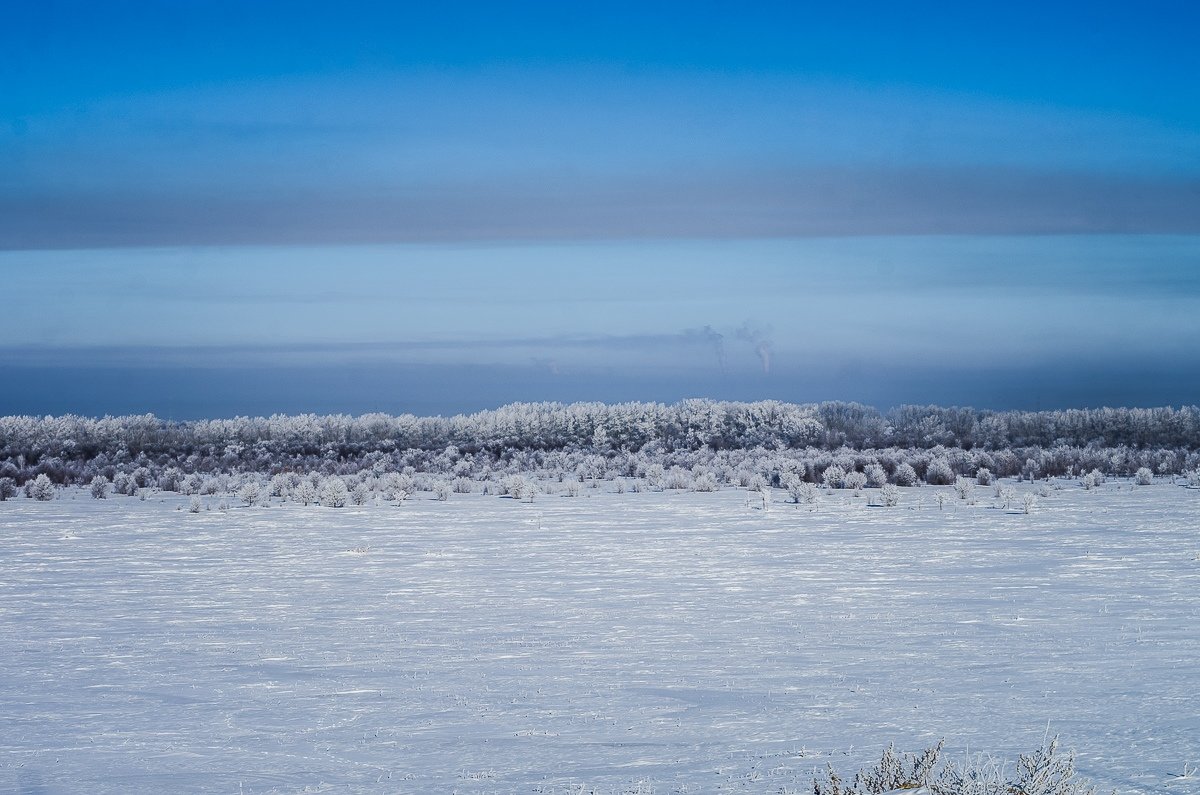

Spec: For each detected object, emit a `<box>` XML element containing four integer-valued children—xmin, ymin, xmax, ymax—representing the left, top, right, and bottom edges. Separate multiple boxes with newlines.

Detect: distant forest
<box><xmin>2</xmin><ymin>401</ymin><xmax>1199</xmax><ymax>497</ymax></box>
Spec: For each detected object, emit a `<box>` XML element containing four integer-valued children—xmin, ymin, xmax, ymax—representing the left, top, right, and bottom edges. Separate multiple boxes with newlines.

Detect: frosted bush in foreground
<box><xmin>26</xmin><ymin>474</ymin><xmax>55</xmax><ymax>501</ymax></box>
<box><xmin>238</xmin><ymin>481</ymin><xmax>261</xmax><ymax>507</ymax></box>
<box><xmin>823</xmin><ymin>465</ymin><xmax>847</xmax><ymax>490</ymax></box>
<box><xmin>880</xmin><ymin>483</ymin><xmax>900</xmax><ymax>506</ymax></box>
<box><xmin>864</xmin><ymin>462</ymin><xmax>888</xmax><ymax>488</ymax></box>
<box><xmin>953</xmin><ymin>476</ymin><xmax>975</xmax><ymax>501</ymax></box>
<box><xmin>89</xmin><ymin>475</ymin><xmax>110</xmax><ymax>499</ymax></box>
<box><xmin>844</xmin><ymin>470</ymin><xmax>867</xmax><ymax>494</ymax></box>
<box><xmin>319</xmin><ymin>477</ymin><xmax>348</xmax><ymax>508</ymax></box>
<box><xmin>1188</xmin><ymin>469</ymin><xmax>1200</xmax><ymax>488</ymax></box>
<box><xmin>692</xmin><ymin>471</ymin><xmax>719</xmax><ymax>492</ymax></box>
<box><xmin>1134</xmin><ymin>466</ymin><xmax>1153</xmax><ymax>485</ymax></box>
<box><xmin>814</xmin><ymin>737</ymin><xmax>1100</xmax><ymax>795</ymax></box>
<box><xmin>894</xmin><ymin>462</ymin><xmax>918</xmax><ymax>487</ymax></box>
<box><xmin>0</xmin><ymin>477</ymin><xmax>16</xmax><ymax>501</ymax></box>
<box><xmin>926</xmin><ymin>459</ymin><xmax>955</xmax><ymax>486</ymax></box>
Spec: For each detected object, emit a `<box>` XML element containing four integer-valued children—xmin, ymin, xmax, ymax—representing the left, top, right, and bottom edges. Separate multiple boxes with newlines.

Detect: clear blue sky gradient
<box><xmin>2</xmin><ymin>1</ymin><xmax>1198</xmax><ymax>416</ymax></box>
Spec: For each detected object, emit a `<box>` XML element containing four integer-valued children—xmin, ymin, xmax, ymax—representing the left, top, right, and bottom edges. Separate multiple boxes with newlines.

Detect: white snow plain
<box><xmin>1</xmin><ymin>480</ymin><xmax>1198</xmax><ymax>793</ymax></box>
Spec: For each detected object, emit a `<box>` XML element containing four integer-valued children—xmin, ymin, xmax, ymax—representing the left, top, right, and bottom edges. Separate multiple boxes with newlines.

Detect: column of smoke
<box><xmin>736</xmin><ymin>323</ymin><xmax>773</xmax><ymax>375</ymax></box>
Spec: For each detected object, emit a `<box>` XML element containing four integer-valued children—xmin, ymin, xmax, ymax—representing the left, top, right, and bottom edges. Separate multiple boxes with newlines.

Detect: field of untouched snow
<box><xmin>1</xmin><ymin>480</ymin><xmax>1198</xmax><ymax>794</ymax></box>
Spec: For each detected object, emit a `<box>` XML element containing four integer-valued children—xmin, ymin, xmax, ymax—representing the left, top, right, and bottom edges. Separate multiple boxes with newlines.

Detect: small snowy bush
<box><xmin>433</xmin><ymin>481</ymin><xmax>451</xmax><ymax>501</ymax></box>
<box><xmin>1081</xmin><ymin>471</ymin><xmax>1098</xmax><ymax>491</ymax></box>
<box><xmin>844</xmin><ymin>470</ymin><xmax>867</xmax><ymax>493</ymax></box>
<box><xmin>564</xmin><ymin>480</ymin><xmax>581</xmax><ymax>497</ymax></box>
<box><xmin>864</xmin><ymin>462</ymin><xmax>888</xmax><ymax>488</ymax></box>
<box><xmin>452</xmin><ymin>477</ymin><xmax>473</xmax><ymax>494</ymax></box>
<box><xmin>692</xmin><ymin>471</ymin><xmax>719</xmax><ymax>492</ymax></box>
<box><xmin>1022</xmin><ymin>492</ymin><xmax>1038</xmax><ymax>514</ymax></box>
<box><xmin>1134</xmin><ymin>467</ymin><xmax>1153</xmax><ymax>486</ymax></box>
<box><xmin>350</xmin><ymin>482</ymin><xmax>371</xmax><ymax>505</ymax></box>
<box><xmin>822</xmin><ymin>465</ymin><xmax>846</xmax><ymax>490</ymax></box>
<box><xmin>0</xmin><ymin>477</ymin><xmax>16</xmax><ymax>501</ymax></box>
<box><xmin>880</xmin><ymin>483</ymin><xmax>900</xmax><ymax>506</ymax></box>
<box><xmin>975</xmin><ymin>467</ymin><xmax>994</xmax><ymax>486</ymax></box>
<box><xmin>188</xmin><ymin>495</ymin><xmax>202</xmax><ymax>513</ymax></box>
<box><xmin>1188</xmin><ymin>469</ymin><xmax>1200</xmax><ymax>488</ymax></box>
<box><xmin>663</xmin><ymin>466</ymin><xmax>691</xmax><ymax>490</ymax></box>
<box><xmin>89</xmin><ymin>475</ymin><xmax>111</xmax><ymax>499</ymax></box>
<box><xmin>814</xmin><ymin>737</ymin><xmax>1099</xmax><ymax>795</ymax></box>
<box><xmin>953</xmin><ymin>476</ymin><xmax>975</xmax><ymax>501</ymax></box>
<box><xmin>926</xmin><ymin>458</ymin><xmax>955</xmax><ymax>486</ymax></box>
<box><xmin>26</xmin><ymin>474</ymin><xmax>55</xmax><ymax>501</ymax></box>
<box><xmin>238</xmin><ymin>481</ymin><xmax>261</xmax><ymax>507</ymax></box>
<box><xmin>294</xmin><ymin>480</ymin><xmax>317</xmax><ymax>506</ymax></box>
<box><xmin>112</xmin><ymin>472</ymin><xmax>136</xmax><ymax>496</ymax></box>
<box><xmin>894</xmin><ymin>462</ymin><xmax>918</xmax><ymax>487</ymax></box>
<box><xmin>319</xmin><ymin>477</ymin><xmax>349</xmax><ymax>508</ymax></box>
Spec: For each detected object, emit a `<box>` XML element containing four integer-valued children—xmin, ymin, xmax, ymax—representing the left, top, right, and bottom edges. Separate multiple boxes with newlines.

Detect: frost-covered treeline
<box><xmin>1</xmin><ymin>400</ymin><xmax>1199</xmax><ymax>495</ymax></box>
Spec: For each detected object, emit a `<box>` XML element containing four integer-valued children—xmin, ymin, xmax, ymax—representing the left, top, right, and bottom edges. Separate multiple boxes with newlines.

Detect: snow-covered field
<box><xmin>1</xmin><ymin>481</ymin><xmax>1197</xmax><ymax>794</ymax></box>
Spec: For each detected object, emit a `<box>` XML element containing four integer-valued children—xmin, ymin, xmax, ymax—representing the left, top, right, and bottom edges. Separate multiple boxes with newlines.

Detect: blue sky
<box><xmin>2</xmin><ymin>2</ymin><xmax>1198</xmax><ymax>417</ymax></box>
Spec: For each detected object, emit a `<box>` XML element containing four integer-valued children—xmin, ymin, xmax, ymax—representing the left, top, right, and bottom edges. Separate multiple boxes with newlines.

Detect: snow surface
<box><xmin>1</xmin><ymin>481</ymin><xmax>1198</xmax><ymax>793</ymax></box>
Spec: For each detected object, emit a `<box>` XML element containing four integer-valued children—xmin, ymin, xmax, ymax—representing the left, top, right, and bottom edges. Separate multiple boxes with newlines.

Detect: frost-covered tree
<box><xmin>1134</xmin><ymin>466</ymin><xmax>1153</xmax><ymax>485</ymax></box>
<box><xmin>844</xmin><ymin>470</ymin><xmax>867</xmax><ymax>493</ymax></box>
<box><xmin>0</xmin><ymin>477</ymin><xmax>16</xmax><ymax>501</ymax></box>
<box><xmin>238</xmin><ymin>481</ymin><xmax>261</xmax><ymax>507</ymax></box>
<box><xmin>89</xmin><ymin>475</ymin><xmax>111</xmax><ymax>499</ymax></box>
<box><xmin>880</xmin><ymin>483</ymin><xmax>900</xmax><ymax>506</ymax></box>
<box><xmin>953</xmin><ymin>476</ymin><xmax>975</xmax><ymax>501</ymax></box>
<box><xmin>27</xmin><ymin>473</ymin><xmax>56</xmax><ymax>501</ymax></box>
<box><xmin>864</xmin><ymin>462</ymin><xmax>888</xmax><ymax>488</ymax></box>
<box><xmin>822</xmin><ymin>465</ymin><xmax>846</xmax><ymax>489</ymax></box>
<box><xmin>693</xmin><ymin>471</ymin><xmax>719</xmax><ymax>492</ymax></box>
<box><xmin>975</xmin><ymin>467</ymin><xmax>994</xmax><ymax>486</ymax></box>
<box><xmin>294</xmin><ymin>479</ymin><xmax>317</xmax><ymax>506</ymax></box>
<box><xmin>319</xmin><ymin>477</ymin><xmax>348</xmax><ymax>508</ymax></box>
<box><xmin>893</xmin><ymin>462</ymin><xmax>918</xmax><ymax>487</ymax></box>
<box><xmin>925</xmin><ymin>459</ymin><xmax>955</xmax><ymax>486</ymax></box>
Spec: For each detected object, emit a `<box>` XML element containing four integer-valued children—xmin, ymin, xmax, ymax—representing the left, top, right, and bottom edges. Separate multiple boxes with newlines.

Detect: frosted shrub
<box><xmin>975</xmin><ymin>467</ymin><xmax>994</xmax><ymax>486</ymax></box>
<box><xmin>267</xmin><ymin>473</ymin><xmax>293</xmax><ymax>499</ymax></box>
<box><xmin>27</xmin><ymin>474</ymin><xmax>55</xmax><ymax>501</ymax></box>
<box><xmin>180</xmin><ymin>473</ymin><xmax>204</xmax><ymax>495</ymax></box>
<box><xmin>845</xmin><ymin>470</ymin><xmax>867</xmax><ymax>493</ymax></box>
<box><xmin>238</xmin><ymin>481</ymin><xmax>261</xmax><ymax>507</ymax></box>
<box><xmin>501</xmin><ymin>475</ymin><xmax>530</xmax><ymax>501</ymax></box>
<box><xmin>319</xmin><ymin>477</ymin><xmax>349</xmax><ymax>508</ymax></box>
<box><xmin>381</xmin><ymin>472</ymin><xmax>413</xmax><ymax>502</ymax></box>
<box><xmin>614</xmin><ymin>478</ymin><xmax>627</xmax><ymax>494</ymax></box>
<box><xmin>188</xmin><ymin>495</ymin><xmax>202</xmax><ymax>513</ymax></box>
<box><xmin>1081</xmin><ymin>471</ymin><xmax>1098</xmax><ymax>491</ymax></box>
<box><xmin>452</xmin><ymin>477</ymin><xmax>473</xmax><ymax>494</ymax></box>
<box><xmin>814</xmin><ymin>737</ymin><xmax>1098</xmax><ymax>795</ymax></box>
<box><xmin>564</xmin><ymin>480</ymin><xmax>581</xmax><ymax>496</ymax></box>
<box><xmin>880</xmin><ymin>483</ymin><xmax>900</xmax><ymax>506</ymax></box>
<box><xmin>644</xmin><ymin>463</ymin><xmax>665</xmax><ymax>491</ymax></box>
<box><xmin>112</xmin><ymin>472</ymin><xmax>136</xmax><ymax>496</ymax></box>
<box><xmin>293</xmin><ymin>480</ymin><xmax>317</xmax><ymax>506</ymax></box>
<box><xmin>0</xmin><ymin>477</ymin><xmax>16</xmax><ymax>501</ymax></box>
<box><xmin>1134</xmin><ymin>467</ymin><xmax>1153</xmax><ymax>486</ymax></box>
<box><xmin>1188</xmin><ymin>469</ymin><xmax>1200</xmax><ymax>488</ymax></box>
<box><xmin>433</xmin><ymin>481</ymin><xmax>451</xmax><ymax>501</ymax></box>
<box><xmin>89</xmin><ymin>475</ymin><xmax>111</xmax><ymax>499</ymax></box>
<box><xmin>350</xmin><ymin>482</ymin><xmax>371</xmax><ymax>505</ymax></box>
<box><xmin>693</xmin><ymin>471</ymin><xmax>719</xmax><ymax>492</ymax></box>
<box><xmin>864</xmin><ymin>462</ymin><xmax>888</xmax><ymax>488</ymax></box>
<box><xmin>747</xmin><ymin>473</ymin><xmax>769</xmax><ymax>492</ymax></box>
<box><xmin>935</xmin><ymin>491</ymin><xmax>949</xmax><ymax>510</ymax></box>
<box><xmin>663</xmin><ymin>466</ymin><xmax>691</xmax><ymax>490</ymax></box>
<box><xmin>926</xmin><ymin>458</ymin><xmax>955</xmax><ymax>486</ymax></box>
<box><xmin>822</xmin><ymin>465</ymin><xmax>846</xmax><ymax>490</ymax></box>
<box><xmin>1022</xmin><ymin>492</ymin><xmax>1038</xmax><ymax>514</ymax></box>
<box><xmin>953</xmin><ymin>476</ymin><xmax>975</xmax><ymax>501</ymax></box>
<box><xmin>997</xmin><ymin>486</ymin><xmax>1016</xmax><ymax>509</ymax></box>
<box><xmin>894</xmin><ymin>462</ymin><xmax>918</xmax><ymax>487</ymax></box>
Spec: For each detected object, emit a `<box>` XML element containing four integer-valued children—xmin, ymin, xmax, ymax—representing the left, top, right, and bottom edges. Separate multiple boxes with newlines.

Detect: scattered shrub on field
<box><xmin>845</xmin><ymin>470</ymin><xmax>867</xmax><ymax>494</ymax></box>
<box><xmin>893</xmin><ymin>462</ymin><xmax>919</xmax><ymax>487</ymax></box>
<box><xmin>452</xmin><ymin>477</ymin><xmax>473</xmax><ymax>494</ymax></box>
<box><xmin>238</xmin><ymin>481</ymin><xmax>261</xmax><ymax>507</ymax></box>
<box><xmin>89</xmin><ymin>475</ymin><xmax>110</xmax><ymax>499</ymax></box>
<box><xmin>112</xmin><ymin>472</ymin><xmax>136</xmax><ymax>496</ymax></box>
<box><xmin>864</xmin><ymin>462</ymin><xmax>888</xmax><ymax>488</ymax></box>
<box><xmin>1082</xmin><ymin>471</ymin><xmax>1098</xmax><ymax>491</ymax></box>
<box><xmin>614</xmin><ymin>478</ymin><xmax>627</xmax><ymax>494</ymax></box>
<box><xmin>1188</xmin><ymin>469</ymin><xmax>1200</xmax><ymax>488</ymax></box>
<box><xmin>998</xmin><ymin>486</ymin><xmax>1016</xmax><ymax>509</ymax></box>
<box><xmin>319</xmin><ymin>477</ymin><xmax>348</xmax><ymax>508</ymax></box>
<box><xmin>564</xmin><ymin>480</ymin><xmax>581</xmax><ymax>497</ymax></box>
<box><xmin>1023</xmin><ymin>493</ymin><xmax>1038</xmax><ymax>514</ymax></box>
<box><xmin>433</xmin><ymin>481</ymin><xmax>452</xmax><ymax>501</ymax></box>
<box><xmin>188</xmin><ymin>495</ymin><xmax>202</xmax><ymax>513</ymax></box>
<box><xmin>0</xmin><ymin>477</ymin><xmax>17</xmax><ymax>501</ymax></box>
<box><xmin>822</xmin><ymin>465</ymin><xmax>847</xmax><ymax>490</ymax></box>
<box><xmin>935</xmin><ymin>491</ymin><xmax>949</xmax><ymax>510</ymax></box>
<box><xmin>747</xmin><ymin>473</ymin><xmax>769</xmax><ymax>493</ymax></box>
<box><xmin>663</xmin><ymin>466</ymin><xmax>691</xmax><ymax>490</ymax></box>
<box><xmin>1134</xmin><ymin>467</ymin><xmax>1153</xmax><ymax>485</ymax></box>
<box><xmin>26</xmin><ymin>473</ymin><xmax>55</xmax><ymax>501</ymax></box>
<box><xmin>814</xmin><ymin>737</ymin><xmax>1099</xmax><ymax>795</ymax></box>
<box><xmin>693</xmin><ymin>471</ymin><xmax>719</xmax><ymax>492</ymax></box>
<box><xmin>880</xmin><ymin>483</ymin><xmax>900</xmax><ymax>506</ymax></box>
<box><xmin>926</xmin><ymin>459</ymin><xmax>955</xmax><ymax>486</ymax></box>
<box><xmin>644</xmin><ymin>463</ymin><xmax>665</xmax><ymax>491</ymax></box>
<box><xmin>953</xmin><ymin>476</ymin><xmax>975</xmax><ymax>501</ymax></box>
<box><xmin>350</xmin><ymin>482</ymin><xmax>371</xmax><ymax>505</ymax></box>
<box><xmin>975</xmin><ymin>467</ymin><xmax>994</xmax><ymax>486</ymax></box>
<box><xmin>293</xmin><ymin>480</ymin><xmax>316</xmax><ymax>505</ymax></box>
